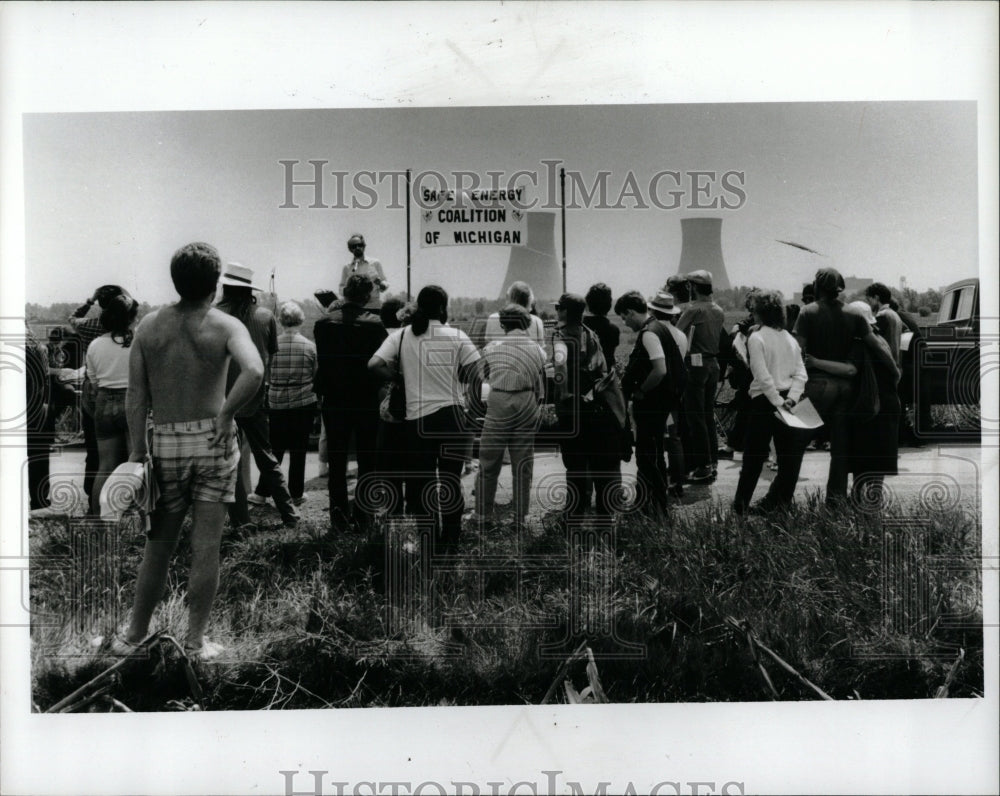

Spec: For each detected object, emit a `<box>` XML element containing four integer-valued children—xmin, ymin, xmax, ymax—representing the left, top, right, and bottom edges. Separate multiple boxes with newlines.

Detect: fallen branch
<box><xmin>934</xmin><ymin>648</ymin><xmax>965</xmax><ymax>698</ymax></box>
<box><xmin>45</xmin><ymin>631</ymin><xmax>163</xmax><ymax>713</ymax></box>
<box><xmin>739</xmin><ymin>623</ymin><xmax>779</xmax><ymax>700</ymax></box>
<box><xmin>724</xmin><ymin>616</ymin><xmax>833</xmax><ymax>701</ymax></box>
<box><xmin>57</xmin><ymin>684</ymin><xmax>113</xmax><ymax>714</ymax></box>
<box><xmin>160</xmin><ymin>634</ymin><xmax>205</xmax><ymax>706</ymax></box>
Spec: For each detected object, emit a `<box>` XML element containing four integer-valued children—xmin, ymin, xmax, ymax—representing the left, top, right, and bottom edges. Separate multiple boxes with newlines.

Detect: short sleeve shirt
<box><xmin>483</xmin><ymin>330</ymin><xmax>546</xmax><ymax>392</ymax></box>
<box><xmin>676</xmin><ymin>299</ymin><xmax>726</xmax><ymax>357</ymax></box>
<box><xmin>793</xmin><ymin>299</ymin><xmax>869</xmax><ymax>366</ymax></box>
<box><xmin>373</xmin><ymin>321</ymin><xmax>480</xmax><ymax>420</ymax></box>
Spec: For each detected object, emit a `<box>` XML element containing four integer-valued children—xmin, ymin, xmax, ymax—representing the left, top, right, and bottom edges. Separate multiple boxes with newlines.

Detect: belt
<box><xmin>153</xmin><ymin>417</ymin><xmax>222</xmax><ymax>432</ymax></box>
<box><xmin>491</xmin><ymin>387</ymin><xmax>533</xmax><ymax>393</ymax></box>
<box><xmin>97</xmin><ymin>387</ymin><xmax>128</xmax><ymax>394</ymax></box>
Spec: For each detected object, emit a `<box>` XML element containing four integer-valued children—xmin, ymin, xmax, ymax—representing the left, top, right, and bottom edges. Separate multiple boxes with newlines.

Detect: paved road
<box><xmin>35</xmin><ymin>442</ymin><xmax>983</xmax><ymax>519</ymax></box>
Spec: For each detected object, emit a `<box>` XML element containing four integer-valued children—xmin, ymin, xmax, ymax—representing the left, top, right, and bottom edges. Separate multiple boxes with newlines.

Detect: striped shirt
<box><xmin>268</xmin><ymin>330</ymin><xmax>318</xmax><ymax>409</ymax></box>
<box><xmin>483</xmin><ymin>330</ymin><xmax>546</xmax><ymax>393</ymax></box>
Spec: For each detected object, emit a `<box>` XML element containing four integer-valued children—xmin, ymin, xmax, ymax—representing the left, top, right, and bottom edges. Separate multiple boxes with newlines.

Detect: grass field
<box><xmin>30</xmin><ymin>492</ymin><xmax>983</xmax><ymax>711</ymax></box>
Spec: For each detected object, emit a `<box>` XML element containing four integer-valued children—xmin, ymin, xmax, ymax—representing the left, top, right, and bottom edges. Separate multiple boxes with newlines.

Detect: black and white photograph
<box><xmin>2</xmin><ymin>3</ymin><xmax>997</xmax><ymax>795</ymax></box>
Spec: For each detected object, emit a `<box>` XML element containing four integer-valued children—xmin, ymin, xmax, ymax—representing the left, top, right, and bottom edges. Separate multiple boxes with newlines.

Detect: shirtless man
<box><xmin>116</xmin><ymin>242</ymin><xmax>264</xmax><ymax>659</ymax></box>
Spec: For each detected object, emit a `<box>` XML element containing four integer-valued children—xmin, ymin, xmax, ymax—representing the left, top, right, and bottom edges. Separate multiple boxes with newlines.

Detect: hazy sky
<box><xmin>23</xmin><ymin>102</ymin><xmax>976</xmax><ymax>307</ymax></box>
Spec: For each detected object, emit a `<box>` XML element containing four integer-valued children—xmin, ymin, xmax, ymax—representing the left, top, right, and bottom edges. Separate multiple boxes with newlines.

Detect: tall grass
<box><xmin>29</xmin><ymin>489</ymin><xmax>982</xmax><ymax>710</ymax></box>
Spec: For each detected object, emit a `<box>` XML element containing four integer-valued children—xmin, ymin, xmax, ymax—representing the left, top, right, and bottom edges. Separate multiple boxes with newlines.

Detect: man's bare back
<box><xmin>135</xmin><ymin>303</ymin><xmax>250</xmax><ymax>424</ymax></box>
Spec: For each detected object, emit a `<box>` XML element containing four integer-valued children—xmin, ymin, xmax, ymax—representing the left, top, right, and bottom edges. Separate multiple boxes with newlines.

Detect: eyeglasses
<box><xmin>349</xmin><ymin>241</ymin><xmax>366</xmax><ymax>248</ymax></box>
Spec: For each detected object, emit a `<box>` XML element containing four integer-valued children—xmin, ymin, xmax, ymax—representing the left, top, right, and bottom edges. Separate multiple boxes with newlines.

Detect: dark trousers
<box><xmin>559</xmin><ymin>410</ymin><xmax>621</xmax><ymax>518</ymax></box>
<box><xmin>406</xmin><ymin>405</ymin><xmax>469</xmax><ymax>551</ymax></box>
<box><xmin>323</xmin><ymin>404</ymin><xmax>380</xmax><ymax>520</ymax></box>
<box><xmin>633</xmin><ymin>403</ymin><xmax>671</xmax><ymax>514</ymax></box>
<box><xmin>231</xmin><ymin>407</ymin><xmax>296</xmax><ymax>524</ymax></box>
<box><xmin>663</xmin><ymin>422</ymin><xmax>685</xmax><ymax>489</ymax></box>
<box><xmin>81</xmin><ymin>405</ymin><xmax>99</xmax><ymax>499</ymax></box>
<box><xmin>27</xmin><ymin>435</ymin><xmax>52</xmax><ymax>510</ymax></box>
<box><xmin>803</xmin><ymin>374</ymin><xmax>854</xmax><ymax>503</ymax></box>
<box><xmin>732</xmin><ymin>395</ymin><xmax>808</xmax><ymax>512</ymax></box>
<box><xmin>683</xmin><ymin>358</ymin><xmax>720</xmax><ymax>471</ymax></box>
<box><xmin>255</xmin><ymin>404</ymin><xmax>316</xmax><ymax>500</ymax></box>
<box><xmin>376</xmin><ymin>419</ymin><xmax>410</xmax><ymax>516</ymax></box>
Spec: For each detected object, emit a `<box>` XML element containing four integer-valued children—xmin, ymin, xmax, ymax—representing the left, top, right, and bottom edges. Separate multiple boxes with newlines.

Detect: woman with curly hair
<box><xmin>86</xmin><ymin>292</ymin><xmax>139</xmax><ymax>514</ymax></box>
<box><xmin>731</xmin><ymin>290</ymin><xmax>809</xmax><ymax>515</ymax></box>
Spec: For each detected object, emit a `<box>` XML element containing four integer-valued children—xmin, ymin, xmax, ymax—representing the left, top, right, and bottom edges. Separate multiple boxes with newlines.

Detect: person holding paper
<box><xmin>732</xmin><ymin>291</ymin><xmax>809</xmax><ymax>515</ymax></box>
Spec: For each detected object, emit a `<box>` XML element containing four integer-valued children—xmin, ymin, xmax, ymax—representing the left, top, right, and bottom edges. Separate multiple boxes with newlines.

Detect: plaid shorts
<box><xmin>152</xmin><ymin>417</ymin><xmax>240</xmax><ymax>513</ymax></box>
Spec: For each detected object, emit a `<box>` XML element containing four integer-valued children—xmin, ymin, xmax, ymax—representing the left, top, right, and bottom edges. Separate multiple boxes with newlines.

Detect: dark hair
<box><xmin>785</xmin><ymin>303</ymin><xmax>801</xmax><ymax>331</ymax></box>
<box><xmin>865</xmin><ymin>282</ymin><xmax>892</xmax><ymax>305</ymax></box>
<box><xmin>753</xmin><ymin>290</ymin><xmax>786</xmax><ymax>329</ymax></box>
<box><xmin>614</xmin><ymin>290</ymin><xmax>647</xmax><ymax>316</ymax></box>
<box><xmin>100</xmin><ymin>294</ymin><xmax>139</xmax><ymax>347</ymax></box>
<box><xmin>742</xmin><ymin>287</ymin><xmax>761</xmax><ymax>312</ymax></box>
<box><xmin>411</xmin><ymin>285</ymin><xmax>448</xmax><ymax>336</ymax></box>
<box><xmin>217</xmin><ymin>285</ymin><xmax>257</xmax><ymax>323</ymax></box>
<box><xmin>170</xmin><ymin>242</ymin><xmax>221</xmax><ymax>300</ymax></box>
<box><xmin>380</xmin><ymin>297</ymin><xmax>405</xmax><ymax>329</ymax></box>
<box><xmin>801</xmin><ymin>282</ymin><xmax>816</xmax><ymax>302</ymax></box>
<box><xmin>94</xmin><ymin>285</ymin><xmax>127</xmax><ymax>309</ymax></box>
<box><xmin>343</xmin><ymin>274</ymin><xmax>374</xmax><ymax>305</ymax></box>
<box><xmin>666</xmin><ymin>277</ymin><xmax>691</xmax><ymax>304</ymax></box>
<box><xmin>585</xmin><ymin>283</ymin><xmax>613</xmax><ymax>317</ymax></box>
<box><xmin>499</xmin><ymin>303</ymin><xmax>530</xmax><ymax>332</ymax></box>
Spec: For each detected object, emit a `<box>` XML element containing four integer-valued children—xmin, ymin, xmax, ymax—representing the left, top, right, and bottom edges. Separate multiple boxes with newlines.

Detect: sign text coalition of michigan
<box><xmin>420</xmin><ymin>187</ymin><xmax>527</xmax><ymax>247</ymax></box>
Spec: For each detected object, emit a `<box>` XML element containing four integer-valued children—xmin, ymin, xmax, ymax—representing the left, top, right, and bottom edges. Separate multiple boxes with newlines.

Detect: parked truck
<box><xmin>901</xmin><ymin>277</ymin><xmax>981</xmax><ymax>439</ymax></box>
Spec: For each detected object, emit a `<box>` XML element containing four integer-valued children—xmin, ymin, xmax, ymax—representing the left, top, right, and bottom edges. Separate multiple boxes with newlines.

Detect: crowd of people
<box><xmin>23</xmin><ymin>234</ymin><xmax>919</xmax><ymax>658</ymax></box>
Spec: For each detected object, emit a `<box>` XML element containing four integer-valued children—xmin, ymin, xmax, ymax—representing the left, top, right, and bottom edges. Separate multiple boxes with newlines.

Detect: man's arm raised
<box><xmin>209</xmin><ymin>320</ymin><xmax>265</xmax><ymax>451</ymax></box>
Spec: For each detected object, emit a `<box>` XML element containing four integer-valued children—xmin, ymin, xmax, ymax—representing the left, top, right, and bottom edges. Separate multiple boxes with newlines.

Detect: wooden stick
<box><xmin>725</xmin><ymin>616</ymin><xmax>833</xmax><ymax>701</ymax></box>
<box><xmin>57</xmin><ymin>684</ymin><xmax>113</xmax><ymax>714</ymax></box>
<box><xmin>45</xmin><ymin>631</ymin><xmax>163</xmax><ymax>713</ymax></box>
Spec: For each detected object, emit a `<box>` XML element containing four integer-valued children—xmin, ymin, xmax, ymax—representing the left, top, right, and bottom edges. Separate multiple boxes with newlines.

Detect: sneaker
<box><xmin>689</xmin><ymin>466</ymin><xmax>715</xmax><ymax>484</ymax></box>
<box><xmin>716</xmin><ymin>448</ymin><xmax>735</xmax><ymax>460</ymax></box>
<box><xmin>247</xmin><ymin>493</ymin><xmax>269</xmax><ymax>506</ymax></box>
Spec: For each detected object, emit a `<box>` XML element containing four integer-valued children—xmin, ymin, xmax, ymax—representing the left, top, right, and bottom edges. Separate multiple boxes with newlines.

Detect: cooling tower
<box><xmin>500</xmin><ymin>211</ymin><xmax>562</xmax><ymax>301</ymax></box>
<box><xmin>676</xmin><ymin>217</ymin><xmax>731</xmax><ymax>291</ymax></box>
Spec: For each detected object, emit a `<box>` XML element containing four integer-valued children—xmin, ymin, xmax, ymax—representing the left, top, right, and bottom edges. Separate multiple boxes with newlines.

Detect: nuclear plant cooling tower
<box><xmin>500</xmin><ymin>211</ymin><xmax>562</xmax><ymax>302</ymax></box>
<box><xmin>676</xmin><ymin>217</ymin><xmax>731</xmax><ymax>291</ymax></box>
